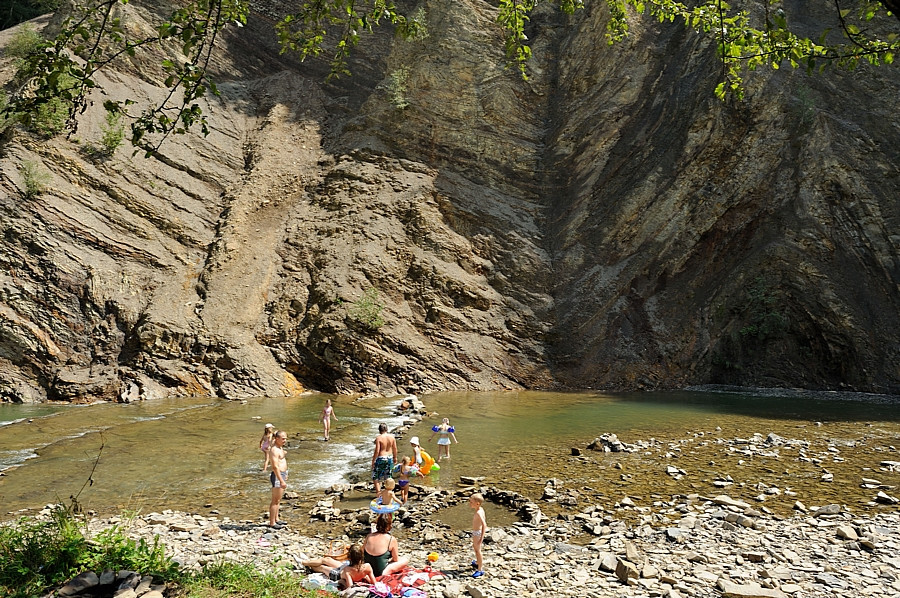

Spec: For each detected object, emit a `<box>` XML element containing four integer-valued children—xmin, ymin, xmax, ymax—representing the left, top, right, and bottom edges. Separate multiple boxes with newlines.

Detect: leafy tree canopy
<box><xmin>1</xmin><ymin>0</ymin><xmax>897</xmax><ymax>154</ymax></box>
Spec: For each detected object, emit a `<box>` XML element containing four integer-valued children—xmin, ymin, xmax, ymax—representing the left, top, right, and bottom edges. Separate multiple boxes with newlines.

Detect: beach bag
<box><xmin>325</xmin><ymin>539</ymin><xmax>350</xmax><ymax>561</ymax></box>
<box><xmin>368</xmin><ymin>581</ymin><xmax>393</xmax><ymax>598</ymax></box>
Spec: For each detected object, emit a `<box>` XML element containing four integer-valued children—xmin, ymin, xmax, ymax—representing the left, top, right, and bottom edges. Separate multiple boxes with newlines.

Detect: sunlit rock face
<box><xmin>0</xmin><ymin>1</ymin><xmax>897</xmax><ymax>401</ymax></box>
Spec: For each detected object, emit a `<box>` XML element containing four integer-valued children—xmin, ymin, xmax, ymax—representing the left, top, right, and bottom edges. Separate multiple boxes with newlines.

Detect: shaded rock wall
<box><xmin>0</xmin><ymin>0</ymin><xmax>897</xmax><ymax>401</ymax></box>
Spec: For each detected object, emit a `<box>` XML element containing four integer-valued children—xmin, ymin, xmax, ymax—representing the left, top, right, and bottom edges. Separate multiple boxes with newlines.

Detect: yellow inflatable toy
<box><xmin>419</xmin><ymin>449</ymin><xmax>439</xmax><ymax>474</ymax></box>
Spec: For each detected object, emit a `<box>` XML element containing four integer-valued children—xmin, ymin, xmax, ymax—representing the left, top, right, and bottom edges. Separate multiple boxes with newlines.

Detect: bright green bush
<box><xmin>3</xmin><ymin>24</ymin><xmax>44</xmax><ymax>63</ymax></box>
<box><xmin>0</xmin><ymin>508</ymin><xmax>87</xmax><ymax>598</ymax></box>
<box><xmin>83</xmin><ymin>525</ymin><xmax>179</xmax><ymax>580</ymax></box>
<box><xmin>349</xmin><ymin>287</ymin><xmax>386</xmax><ymax>330</ymax></box>
<box><xmin>20</xmin><ymin>160</ymin><xmax>51</xmax><ymax>198</ymax></box>
<box><xmin>99</xmin><ymin>109</ymin><xmax>125</xmax><ymax>155</ymax></box>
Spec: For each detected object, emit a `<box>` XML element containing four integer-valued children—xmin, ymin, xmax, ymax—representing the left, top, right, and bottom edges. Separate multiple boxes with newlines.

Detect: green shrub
<box><xmin>0</xmin><ymin>506</ymin><xmax>179</xmax><ymax>598</ymax></box>
<box><xmin>84</xmin><ymin>525</ymin><xmax>179</xmax><ymax>580</ymax></box>
<box><xmin>349</xmin><ymin>287</ymin><xmax>386</xmax><ymax>330</ymax></box>
<box><xmin>20</xmin><ymin>160</ymin><xmax>51</xmax><ymax>198</ymax></box>
<box><xmin>0</xmin><ymin>508</ymin><xmax>86</xmax><ymax>598</ymax></box>
<box><xmin>99</xmin><ymin>109</ymin><xmax>125</xmax><ymax>155</ymax></box>
<box><xmin>30</xmin><ymin>95</ymin><xmax>70</xmax><ymax>137</ymax></box>
<box><xmin>0</xmin><ymin>91</ymin><xmax>12</xmax><ymax>134</ymax></box>
<box><xmin>385</xmin><ymin>67</ymin><xmax>410</xmax><ymax>110</ymax></box>
<box><xmin>4</xmin><ymin>24</ymin><xmax>44</xmax><ymax>64</ymax></box>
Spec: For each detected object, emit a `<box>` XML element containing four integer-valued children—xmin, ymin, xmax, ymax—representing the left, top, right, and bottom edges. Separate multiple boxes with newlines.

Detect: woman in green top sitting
<box><xmin>363</xmin><ymin>514</ymin><xmax>409</xmax><ymax>577</ymax></box>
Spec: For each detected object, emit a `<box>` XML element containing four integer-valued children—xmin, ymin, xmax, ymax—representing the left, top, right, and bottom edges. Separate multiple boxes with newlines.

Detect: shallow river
<box><xmin>1</xmin><ymin>390</ymin><xmax>899</xmax><ymax>526</ymax></box>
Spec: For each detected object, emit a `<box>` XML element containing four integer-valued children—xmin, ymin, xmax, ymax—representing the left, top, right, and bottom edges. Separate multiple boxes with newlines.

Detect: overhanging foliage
<box><xmin>1</xmin><ymin>0</ymin><xmax>896</xmax><ymax>152</ymax></box>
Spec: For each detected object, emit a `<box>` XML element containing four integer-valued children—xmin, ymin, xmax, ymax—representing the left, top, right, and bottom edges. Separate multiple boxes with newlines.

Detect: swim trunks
<box><xmin>472</xmin><ymin>530</ymin><xmax>483</xmax><ymax>538</ymax></box>
<box><xmin>372</xmin><ymin>456</ymin><xmax>393</xmax><ymax>481</ymax></box>
<box><xmin>270</xmin><ymin>470</ymin><xmax>288</xmax><ymax>488</ymax></box>
<box><xmin>398</xmin><ymin>479</ymin><xmax>409</xmax><ymax>488</ymax></box>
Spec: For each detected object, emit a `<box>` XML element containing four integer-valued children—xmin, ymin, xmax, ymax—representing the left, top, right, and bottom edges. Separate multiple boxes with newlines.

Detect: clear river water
<box><xmin>1</xmin><ymin>390</ymin><xmax>899</xmax><ymax>526</ymax></box>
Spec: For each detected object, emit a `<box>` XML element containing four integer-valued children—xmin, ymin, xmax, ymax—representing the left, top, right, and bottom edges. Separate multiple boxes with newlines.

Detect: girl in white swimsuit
<box><xmin>429</xmin><ymin>418</ymin><xmax>458</xmax><ymax>461</ymax></box>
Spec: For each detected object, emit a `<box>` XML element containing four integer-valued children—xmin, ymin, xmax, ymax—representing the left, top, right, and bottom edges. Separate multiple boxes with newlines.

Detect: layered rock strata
<box><xmin>0</xmin><ymin>0</ymin><xmax>897</xmax><ymax>401</ymax></box>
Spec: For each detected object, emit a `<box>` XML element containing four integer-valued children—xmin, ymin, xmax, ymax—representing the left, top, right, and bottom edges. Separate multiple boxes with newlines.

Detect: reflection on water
<box><xmin>1</xmin><ymin>390</ymin><xmax>898</xmax><ymax>522</ymax></box>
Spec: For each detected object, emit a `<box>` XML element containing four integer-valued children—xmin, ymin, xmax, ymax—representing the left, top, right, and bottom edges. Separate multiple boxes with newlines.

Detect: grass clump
<box><xmin>0</xmin><ymin>91</ymin><xmax>13</xmax><ymax>135</ymax></box>
<box><xmin>174</xmin><ymin>561</ymin><xmax>314</xmax><ymax>598</ymax></box>
<box><xmin>29</xmin><ymin>88</ymin><xmax>73</xmax><ymax>138</ymax></box>
<box><xmin>84</xmin><ymin>109</ymin><xmax>126</xmax><ymax>159</ymax></box>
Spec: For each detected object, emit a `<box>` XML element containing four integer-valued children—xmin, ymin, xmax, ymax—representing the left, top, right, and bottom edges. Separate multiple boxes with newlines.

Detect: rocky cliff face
<box><xmin>0</xmin><ymin>0</ymin><xmax>897</xmax><ymax>402</ymax></box>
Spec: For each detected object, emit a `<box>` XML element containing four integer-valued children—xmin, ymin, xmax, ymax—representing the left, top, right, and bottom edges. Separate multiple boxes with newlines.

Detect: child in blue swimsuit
<box><xmin>397</xmin><ymin>456</ymin><xmax>424</xmax><ymax>503</ymax></box>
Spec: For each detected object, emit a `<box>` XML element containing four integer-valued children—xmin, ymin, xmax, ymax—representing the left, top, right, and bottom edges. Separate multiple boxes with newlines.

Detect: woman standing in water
<box><xmin>321</xmin><ymin>399</ymin><xmax>338</xmax><ymax>441</ymax></box>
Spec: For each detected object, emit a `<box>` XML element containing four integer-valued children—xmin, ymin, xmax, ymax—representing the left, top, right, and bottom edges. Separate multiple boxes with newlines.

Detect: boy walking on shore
<box><xmin>469</xmin><ymin>493</ymin><xmax>487</xmax><ymax>578</ymax></box>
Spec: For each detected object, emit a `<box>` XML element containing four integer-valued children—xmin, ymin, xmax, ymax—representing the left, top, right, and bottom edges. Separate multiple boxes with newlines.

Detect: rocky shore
<box><xmin>45</xmin><ymin>477</ymin><xmax>900</xmax><ymax>598</ymax></box>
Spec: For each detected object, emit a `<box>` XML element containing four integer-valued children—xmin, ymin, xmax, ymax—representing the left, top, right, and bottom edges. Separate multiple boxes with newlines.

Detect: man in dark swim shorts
<box><xmin>371</xmin><ymin>423</ymin><xmax>397</xmax><ymax>494</ymax></box>
<box><xmin>270</xmin><ymin>469</ymin><xmax>288</xmax><ymax>488</ymax></box>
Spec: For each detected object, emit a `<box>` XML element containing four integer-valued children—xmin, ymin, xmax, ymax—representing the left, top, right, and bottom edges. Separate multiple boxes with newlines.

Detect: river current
<box><xmin>1</xmin><ymin>390</ymin><xmax>899</xmax><ymax>523</ymax></box>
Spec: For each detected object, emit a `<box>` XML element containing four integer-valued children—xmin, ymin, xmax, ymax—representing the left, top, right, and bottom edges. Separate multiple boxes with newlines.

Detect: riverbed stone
<box><xmin>717</xmin><ymin>580</ymin><xmax>787</xmax><ymax>598</ymax></box>
<box><xmin>874</xmin><ymin>491</ymin><xmax>899</xmax><ymax>504</ymax></box>
<box><xmin>58</xmin><ymin>572</ymin><xmax>100</xmax><ymax>596</ymax></box>
<box><xmin>712</xmin><ymin>495</ymin><xmax>751</xmax><ymax>510</ymax></box>
<box><xmin>616</xmin><ymin>559</ymin><xmax>640</xmax><ymax>584</ymax></box>
<box><xmin>813</xmin><ymin>504</ymin><xmax>842</xmax><ymax>515</ymax></box>
<box><xmin>836</xmin><ymin>524</ymin><xmax>859</xmax><ymax>540</ymax></box>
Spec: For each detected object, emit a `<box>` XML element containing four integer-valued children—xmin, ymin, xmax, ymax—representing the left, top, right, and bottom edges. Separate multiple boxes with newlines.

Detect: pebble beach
<box><xmin>45</xmin><ymin>476</ymin><xmax>898</xmax><ymax>598</ymax></box>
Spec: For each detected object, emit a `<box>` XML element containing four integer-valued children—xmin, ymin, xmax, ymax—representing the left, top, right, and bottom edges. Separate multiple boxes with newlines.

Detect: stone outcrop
<box><xmin>1</xmin><ymin>0</ymin><xmax>898</xmax><ymax>401</ymax></box>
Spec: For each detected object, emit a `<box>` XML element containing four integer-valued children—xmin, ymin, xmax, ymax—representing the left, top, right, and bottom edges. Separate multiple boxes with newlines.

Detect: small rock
<box><xmin>875</xmin><ymin>491</ymin><xmax>899</xmax><ymax>504</ymax></box>
<box><xmin>717</xmin><ymin>580</ymin><xmax>787</xmax><ymax>598</ymax></box>
<box><xmin>813</xmin><ymin>504</ymin><xmax>841</xmax><ymax>516</ymax></box>
<box><xmin>836</xmin><ymin>525</ymin><xmax>859</xmax><ymax>541</ymax></box>
<box><xmin>615</xmin><ymin>559</ymin><xmax>639</xmax><ymax>584</ymax></box>
<box><xmin>58</xmin><ymin>572</ymin><xmax>100</xmax><ymax>596</ymax></box>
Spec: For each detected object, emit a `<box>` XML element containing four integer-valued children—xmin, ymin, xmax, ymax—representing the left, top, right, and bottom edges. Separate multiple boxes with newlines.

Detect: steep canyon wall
<box><xmin>0</xmin><ymin>0</ymin><xmax>897</xmax><ymax>402</ymax></box>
